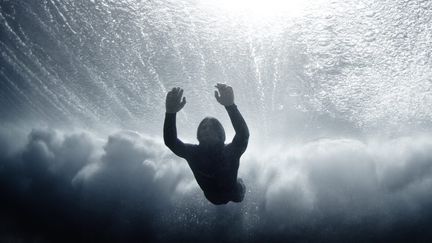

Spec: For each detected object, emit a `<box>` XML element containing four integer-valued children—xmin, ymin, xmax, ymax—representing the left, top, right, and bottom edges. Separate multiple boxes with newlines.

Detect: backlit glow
<box><xmin>206</xmin><ymin>0</ymin><xmax>317</xmax><ymax>19</ymax></box>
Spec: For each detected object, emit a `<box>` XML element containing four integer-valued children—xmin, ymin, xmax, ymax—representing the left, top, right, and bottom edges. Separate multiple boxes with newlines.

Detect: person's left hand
<box><xmin>166</xmin><ymin>87</ymin><xmax>186</xmax><ymax>113</ymax></box>
<box><xmin>214</xmin><ymin>83</ymin><xmax>234</xmax><ymax>106</ymax></box>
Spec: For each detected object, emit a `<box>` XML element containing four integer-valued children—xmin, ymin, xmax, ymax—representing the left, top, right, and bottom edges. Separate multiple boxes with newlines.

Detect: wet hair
<box><xmin>197</xmin><ymin>117</ymin><xmax>226</xmax><ymax>144</ymax></box>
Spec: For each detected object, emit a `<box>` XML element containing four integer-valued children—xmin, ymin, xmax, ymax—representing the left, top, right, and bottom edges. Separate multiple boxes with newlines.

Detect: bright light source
<box><xmin>206</xmin><ymin>0</ymin><xmax>312</xmax><ymax>19</ymax></box>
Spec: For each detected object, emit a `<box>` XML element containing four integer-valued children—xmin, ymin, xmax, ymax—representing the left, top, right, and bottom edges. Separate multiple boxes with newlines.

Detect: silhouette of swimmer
<box><xmin>164</xmin><ymin>83</ymin><xmax>249</xmax><ymax>205</ymax></box>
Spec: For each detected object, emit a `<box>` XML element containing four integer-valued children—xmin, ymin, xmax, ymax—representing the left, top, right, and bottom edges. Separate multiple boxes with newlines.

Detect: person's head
<box><xmin>197</xmin><ymin>117</ymin><xmax>225</xmax><ymax>147</ymax></box>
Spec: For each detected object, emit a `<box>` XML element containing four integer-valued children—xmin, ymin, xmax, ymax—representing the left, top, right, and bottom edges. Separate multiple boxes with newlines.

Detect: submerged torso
<box><xmin>163</xmin><ymin>104</ymin><xmax>249</xmax><ymax>203</ymax></box>
<box><xmin>187</xmin><ymin>144</ymin><xmax>239</xmax><ymax>194</ymax></box>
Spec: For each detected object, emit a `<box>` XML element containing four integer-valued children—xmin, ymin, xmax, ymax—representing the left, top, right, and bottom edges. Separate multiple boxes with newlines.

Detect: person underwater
<box><xmin>163</xmin><ymin>83</ymin><xmax>249</xmax><ymax>205</ymax></box>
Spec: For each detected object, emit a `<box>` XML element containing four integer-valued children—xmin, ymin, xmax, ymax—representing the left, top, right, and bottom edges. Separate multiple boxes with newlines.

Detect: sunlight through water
<box><xmin>2</xmin><ymin>0</ymin><xmax>432</xmax><ymax>241</ymax></box>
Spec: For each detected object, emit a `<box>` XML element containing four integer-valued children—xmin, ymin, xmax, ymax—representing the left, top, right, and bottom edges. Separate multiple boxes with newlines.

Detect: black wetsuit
<box><xmin>163</xmin><ymin>104</ymin><xmax>249</xmax><ymax>204</ymax></box>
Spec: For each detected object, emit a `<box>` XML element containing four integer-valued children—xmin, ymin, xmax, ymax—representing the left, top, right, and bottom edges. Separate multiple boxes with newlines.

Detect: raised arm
<box><xmin>214</xmin><ymin>83</ymin><xmax>249</xmax><ymax>155</ymax></box>
<box><xmin>163</xmin><ymin>87</ymin><xmax>191</xmax><ymax>158</ymax></box>
<box><xmin>225</xmin><ymin>104</ymin><xmax>249</xmax><ymax>153</ymax></box>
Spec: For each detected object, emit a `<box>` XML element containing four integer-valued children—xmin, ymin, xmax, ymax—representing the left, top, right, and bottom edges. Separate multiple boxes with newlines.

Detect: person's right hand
<box><xmin>166</xmin><ymin>87</ymin><xmax>186</xmax><ymax>113</ymax></box>
<box><xmin>214</xmin><ymin>83</ymin><xmax>234</xmax><ymax>106</ymax></box>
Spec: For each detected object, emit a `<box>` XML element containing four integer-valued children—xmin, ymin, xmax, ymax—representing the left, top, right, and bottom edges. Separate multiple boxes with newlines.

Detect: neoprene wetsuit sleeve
<box><xmin>163</xmin><ymin>112</ymin><xmax>191</xmax><ymax>158</ymax></box>
<box><xmin>225</xmin><ymin>104</ymin><xmax>249</xmax><ymax>156</ymax></box>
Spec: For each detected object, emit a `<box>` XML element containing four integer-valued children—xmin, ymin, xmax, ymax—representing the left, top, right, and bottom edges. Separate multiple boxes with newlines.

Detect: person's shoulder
<box><xmin>224</xmin><ymin>143</ymin><xmax>235</xmax><ymax>153</ymax></box>
<box><xmin>225</xmin><ymin>141</ymin><xmax>246</xmax><ymax>156</ymax></box>
<box><xmin>185</xmin><ymin>143</ymin><xmax>199</xmax><ymax>152</ymax></box>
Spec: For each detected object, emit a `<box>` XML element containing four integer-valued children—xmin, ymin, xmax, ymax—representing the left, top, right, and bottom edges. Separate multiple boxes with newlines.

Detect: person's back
<box><xmin>163</xmin><ymin>84</ymin><xmax>249</xmax><ymax>205</ymax></box>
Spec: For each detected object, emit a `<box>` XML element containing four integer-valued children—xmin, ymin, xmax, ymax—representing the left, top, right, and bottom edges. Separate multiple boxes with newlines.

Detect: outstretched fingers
<box><xmin>168</xmin><ymin>87</ymin><xmax>177</xmax><ymax>96</ymax></box>
<box><xmin>177</xmin><ymin>88</ymin><xmax>183</xmax><ymax>101</ymax></box>
<box><xmin>216</xmin><ymin>83</ymin><xmax>230</xmax><ymax>91</ymax></box>
<box><xmin>214</xmin><ymin>84</ymin><xmax>223</xmax><ymax>94</ymax></box>
<box><xmin>167</xmin><ymin>87</ymin><xmax>184</xmax><ymax>103</ymax></box>
<box><xmin>214</xmin><ymin>90</ymin><xmax>221</xmax><ymax>102</ymax></box>
<box><xmin>166</xmin><ymin>89</ymin><xmax>174</xmax><ymax>101</ymax></box>
<box><xmin>180</xmin><ymin>96</ymin><xmax>186</xmax><ymax>109</ymax></box>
